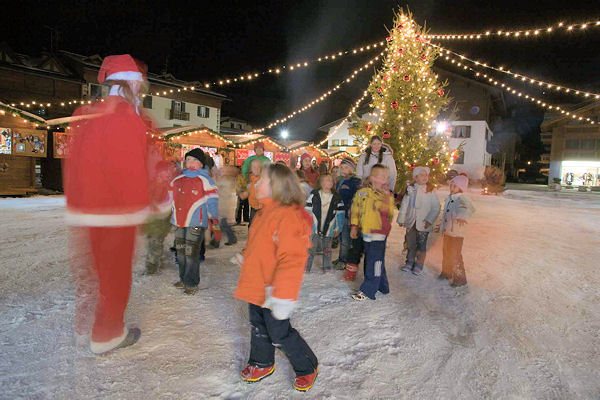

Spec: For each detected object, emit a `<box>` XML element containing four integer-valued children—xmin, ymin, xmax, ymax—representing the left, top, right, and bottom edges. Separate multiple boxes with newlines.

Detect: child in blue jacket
<box><xmin>334</xmin><ymin>158</ymin><xmax>362</xmax><ymax>269</ymax></box>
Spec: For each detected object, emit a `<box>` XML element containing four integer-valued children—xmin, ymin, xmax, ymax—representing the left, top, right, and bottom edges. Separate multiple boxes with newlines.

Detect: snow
<box><xmin>1</xmin><ymin>190</ymin><xmax>600</xmax><ymax>399</ymax></box>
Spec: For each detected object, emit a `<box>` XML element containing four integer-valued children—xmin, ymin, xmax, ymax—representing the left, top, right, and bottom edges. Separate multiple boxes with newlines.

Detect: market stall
<box><xmin>163</xmin><ymin>126</ymin><xmax>234</xmax><ymax>167</ymax></box>
<box><xmin>323</xmin><ymin>149</ymin><xmax>355</xmax><ymax>167</ymax></box>
<box><xmin>224</xmin><ymin>134</ymin><xmax>289</xmax><ymax>166</ymax></box>
<box><xmin>287</xmin><ymin>142</ymin><xmax>330</xmax><ymax>168</ymax></box>
<box><xmin>0</xmin><ymin>102</ymin><xmax>48</xmax><ymax>195</ymax></box>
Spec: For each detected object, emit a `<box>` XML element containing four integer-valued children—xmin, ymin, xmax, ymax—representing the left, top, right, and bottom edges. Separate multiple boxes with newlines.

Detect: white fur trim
<box><xmin>90</xmin><ymin>327</ymin><xmax>128</xmax><ymax>354</ymax></box>
<box><xmin>262</xmin><ymin>289</ymin><xmax>296</xmax><ymax>320</ymax></box>
<box><xmin>66</xmin><ymin>208</ymin><xmax>150</xmax><ymax>227</ymax></box>
<box><xmin>106</xmin><ymin>71</ymin><xmax>143</xmax><ymax>81</ymax></box>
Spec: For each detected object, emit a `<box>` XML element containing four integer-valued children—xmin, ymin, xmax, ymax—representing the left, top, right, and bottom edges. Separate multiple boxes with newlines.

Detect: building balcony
<box><xmin>169</xmin><ymin>109</ymin><xmax>190</xmax><ymax>121</ymax></box>
<box><xmin>540</xmin><ymin>154</ymin><xmax>551</xmax><ymax>164</ymax></box>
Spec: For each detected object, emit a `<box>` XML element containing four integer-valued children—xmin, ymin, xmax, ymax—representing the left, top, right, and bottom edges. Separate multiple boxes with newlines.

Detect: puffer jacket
<box><xmin>397</xmin><ymin>184</ymin><xmax>441</xmax><ymax>232</ymax></box>
<box><xmin>438</xmin><ymin>193</ymin><xmax>475</xmax><ymax>237</ymax></box>
<box><xmin>247</xmin><ymin>174</ymin><xmax>261</xmax><ymax>210</ymax></box>
<box><xmin>356</xmin><ymin>145</ymin><xmax>397</xmax><ymax>190</ymax></box>
<box><xmin>234</xmin><ymin>198</ymin><xmax>312</xmax><ymax>306</ymax></box>
<box><xmin>305</xmin><ymin>189</ymin><xmax>345</xmax><ymax>237</ymax></box>
<box><xmin>350</xmin><ymin>186</ymin><xmax>396</xmax><ymax>242</ymax></box>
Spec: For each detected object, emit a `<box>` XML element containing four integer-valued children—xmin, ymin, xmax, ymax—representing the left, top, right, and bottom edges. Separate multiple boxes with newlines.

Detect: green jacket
<box><xmin>241</xmin><ymin>155</ymin><xmax>271</xmax><ymax>177</ymax></box>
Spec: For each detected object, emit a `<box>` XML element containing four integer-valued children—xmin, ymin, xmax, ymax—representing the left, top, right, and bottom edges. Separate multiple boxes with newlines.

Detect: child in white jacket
<box><xmin>437</xmin><ymin>175</ymin><xmax>475</xmax><ymax>286</ymax></box>
<box><xmin>397</xmin><ymin>167</ymin><xmax>441</xmax><ymax>275</ymax></box>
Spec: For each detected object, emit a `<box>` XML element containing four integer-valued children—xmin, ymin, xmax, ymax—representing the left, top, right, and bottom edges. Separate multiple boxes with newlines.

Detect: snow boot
<box><xmin>351</xmin><ymin>291</ymin><xmax>370</xmax><ymax>301</ymax></box>
<box><xmin>294</xmin><ymin>367</ymin><xmax>318</xmax><ymax>392</ymax></box>
<box><xmin>92</xmin><ymin>327</ymin><xmax>141</xmax><ymax>355</ymax></box>
<box><xmin>241</xmin><ymin>365</ymin><xmax>275</xmax><ymax>383</ymax></box>
<box><xmin>184</xmin><ymin>286</ymin><xmax>198</xmax><ymax>295</ymax></box>
<box><xmin>343</xmin><ymin>263</ymin><xmax>358</xmax><ymax>281</ymax></box>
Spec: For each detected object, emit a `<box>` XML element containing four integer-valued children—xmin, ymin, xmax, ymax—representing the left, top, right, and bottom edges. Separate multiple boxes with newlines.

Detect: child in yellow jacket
<box><xmin>350</xmin><ymin>164</ymin><xmax>396</xmax><ymax>301</ymax></box>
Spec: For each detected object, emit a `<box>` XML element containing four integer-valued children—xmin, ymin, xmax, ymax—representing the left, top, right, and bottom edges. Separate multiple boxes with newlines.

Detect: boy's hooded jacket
<box><xmin>169</xmin><ymin>168</ymin><xmax>219</xmax><ymax>228</ymax></box>
<box><xmin>305</xmin><ymin>189</ymin><xmax>345</xmax><ymax>237</ymax></box>
<box><xmin>350</xmin><ymin>186</ymin><xmax>396</xmax><ymax>242</ymax></box>
<box><xmin>336</xmin><ymin>175</ymin><xmax>362</xmax><ymax>217</ymax></box>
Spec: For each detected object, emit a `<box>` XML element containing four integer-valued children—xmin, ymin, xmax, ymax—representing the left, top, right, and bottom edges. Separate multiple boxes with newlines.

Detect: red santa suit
<box><xmin>64</xmin><ymin>54</ymin><xmax>152</xmax><ymax>354</ymax></box>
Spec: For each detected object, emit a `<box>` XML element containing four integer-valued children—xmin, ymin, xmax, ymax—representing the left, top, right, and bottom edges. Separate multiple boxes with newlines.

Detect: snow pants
<box><xmin>144</xmin><ymin>215</ymin><xmax>172</xmax><ymax>274</ymax></box>
<box><xmin>442</xmin><ymin>235</ymin><xmax>466</xmax><ymax>284</ymax></box>
<box><xmin>306</xmin><ymin>234</ymin><xmax>333</xmax><ymax>272</ymax></box>
<box><xmin>338</xmin><ymin>217</ymin><xmax>351</xmax><ymax>263</ymax></box>
<box><xmin>247</xmin><ymin>304</ymin><xmax>318</xmax><ymax>376</ymax></box>
<box><xmin>88</xmin><ymin>226</ymin><xmax>136</xmax><ymax>345</ymax></box>
<box><xmin>175</xmin><ymin>227</ymin><xmax>205</xmax><ymax>288</ymax></box>
<box><xmin>359</xmin><ymin>240</ymin><xmax>389</xmax><ymax>299</ymax></box>
<box><xmin>405</xmin><ymin>224</ymin><xmax>430</xmax><ymax>273</ymax></box>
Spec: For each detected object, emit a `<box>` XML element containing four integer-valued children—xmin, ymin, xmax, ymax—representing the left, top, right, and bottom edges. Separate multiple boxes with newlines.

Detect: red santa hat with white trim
<box><xmin>98</xmin><ymin>54</ymin><xmax>145</xmax><ymax>83</ymax></box>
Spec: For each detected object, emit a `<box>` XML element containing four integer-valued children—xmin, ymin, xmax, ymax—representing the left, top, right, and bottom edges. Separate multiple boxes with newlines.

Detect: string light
<box><xmin>242</xmin><ymin>52</ymin><xmax>383</xmax><ymax>135</ymax></box>
<box><xmin>165</xmin><ymin>127</ymin><xmax>235</xmax><ymax>145</ymax></box>
<box><xmin>425</xmin><ymin>19</ymin><xmax>600</xmax><ymax>40</ymax></box>
<box><xmin>318</xmin><ymin>90</ymin><xmax>370</xmax><ymax>146</ymax></box>
<box><xmin>429</xmin><ymin>43</ymin><xmax>600</xmax><ymax>99</ymax></box>
<box><xmin>436</xmin><ymin>51</ymin><xmax>597</xmax><ymax>124</ymax></box>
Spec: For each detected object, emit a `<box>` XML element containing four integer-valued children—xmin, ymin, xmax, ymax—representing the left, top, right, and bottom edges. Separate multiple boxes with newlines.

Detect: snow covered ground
<box><xmin>1</xmin><ymin>190</ymin><xmax>599</xmax><ymax>399</ymax></box>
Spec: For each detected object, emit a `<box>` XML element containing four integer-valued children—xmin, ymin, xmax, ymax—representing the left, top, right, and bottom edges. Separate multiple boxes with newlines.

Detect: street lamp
<box><xmin>281</xmin><ymin>129</ymin><xmax>289</xmax><ymax>139</ymax></box>
<box><xmin>436</xmin><ymin>121</ymin><xmax>449</xmax><ymax>135</ymax></box>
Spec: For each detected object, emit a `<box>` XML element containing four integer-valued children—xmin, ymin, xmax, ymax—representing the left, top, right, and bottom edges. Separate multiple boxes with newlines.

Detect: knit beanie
<box><xmin>340</xmin><ymin>157</ymin><xmax>356</xmax><ymax>171</ymax></box>
<box><xmin>450</xmin><ymin>175</ymin><xmax>469</xmax><ymax>193</ymax></box>
<box><xmin>300</xmin><ymin>153</ymin><xmax>312</xmax><ymax>162</ymax></box>
<box><xmin>185</xmin><ymin>148</ymin><xmax>205</xmax><ymax>165</ymax></box>
<box><xmin>412</xmin><ymin>166</ymin><xmax>430</xmax><ymax>178</ymax></box>
<box><xmin>254</xmin><ymin>141</ymin><xmax>265</xmax><ymax>150</ymax></box>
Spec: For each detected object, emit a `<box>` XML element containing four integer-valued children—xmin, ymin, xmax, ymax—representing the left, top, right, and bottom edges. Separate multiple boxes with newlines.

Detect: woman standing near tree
<box><xmin>357</xmin><ymin>135</ymin><xmax>397</xmax><ymax>190</ymax></box>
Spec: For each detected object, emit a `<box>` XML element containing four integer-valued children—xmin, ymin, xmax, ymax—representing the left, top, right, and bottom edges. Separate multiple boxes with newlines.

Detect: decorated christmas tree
<box><xmin>352</xmin><ymin>9</ymin><xmax>457</xmax><ymax>191</ymax></box>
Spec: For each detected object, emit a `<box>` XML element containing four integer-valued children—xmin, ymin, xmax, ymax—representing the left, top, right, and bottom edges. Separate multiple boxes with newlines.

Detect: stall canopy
<box><xmin>225</xmin><ymin>134</ymin><xmax>289</xmax><ymax>166</ymax></box>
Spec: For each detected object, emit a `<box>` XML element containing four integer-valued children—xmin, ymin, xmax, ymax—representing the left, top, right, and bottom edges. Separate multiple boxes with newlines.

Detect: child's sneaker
<box><xmin>241</xmin><ymin>365</ymin><xmax>275</xmax><ymax>382</ymax></box>
<box><xmin>400</xmin><ymin>263</ymin><xmax>413</xmax><ymax>272</ymax></box>
<box><xmin>412</xmin><ymin>266</ymin><xmax>423</xmax><ymax>276</ymax></box>
<box><xmin>351</xmin><ymin>291</ymin><xmax>369</xmax><ymax>301</ymax></box>
<box><xmin>294</xmin><ymin>367</ymin><xmax>318</xmax><ymax>392</ymax></box>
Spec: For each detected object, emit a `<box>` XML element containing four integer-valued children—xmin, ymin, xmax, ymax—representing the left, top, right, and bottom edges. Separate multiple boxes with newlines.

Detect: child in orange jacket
<box><xmin>234</xmin><ymin>163</ymin><xmax>319</xmax><ymax>392</ymax></box>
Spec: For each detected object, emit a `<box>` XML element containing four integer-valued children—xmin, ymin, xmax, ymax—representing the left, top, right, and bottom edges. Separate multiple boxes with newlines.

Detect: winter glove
<box><xmin>263</xmin><ymin>295</ymin><xmax>296</xmax><ymax>320</ymax></box>
<box><xmin>209</xmin><ymin>218</ymin><xmax>222</xmax><ymax>243</ymax></box>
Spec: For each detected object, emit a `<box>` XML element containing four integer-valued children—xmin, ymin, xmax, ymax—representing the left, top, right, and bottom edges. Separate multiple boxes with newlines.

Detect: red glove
<box><xmin>209</xmin><ymin>218</ymin><xmax>222</xmax><ymax>243</ymax></box>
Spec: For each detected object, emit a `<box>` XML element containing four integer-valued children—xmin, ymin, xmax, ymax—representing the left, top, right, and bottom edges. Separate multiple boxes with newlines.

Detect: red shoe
<box><xmin>343</xmin><ymin>263</ymin><xmax>358</xmax><ymax>281</ymax></box>
<box><xmin>241</xmin><ymin>365</ymin><xmax>274</xmax><ymax>383</ymax></box>
<box><xmin>294</xmin><ymin>367</ymin><xmax>319</xmax><ymax>392</ymax></box>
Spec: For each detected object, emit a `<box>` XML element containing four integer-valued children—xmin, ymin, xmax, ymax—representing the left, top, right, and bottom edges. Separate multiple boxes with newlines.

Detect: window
<box><xmin>142</xmin><ymin>95</ymin><xmax>153</xmax><ymax>109</ymax></box>
<box><xmin>565</xmin><ymin>139</ymin><xmax>579</xmax><ymax>150</ymax></box>
<box><xmin>341</xmin><ymin>139</ymin><xmax>348</xmax><ymax>146</ymax></box>
<box><xmin>172</xmin><ymin>101</ymin><xmax>185</xmax><ymax>112</ymax></box>
<box><xmin>238</xmin><ymin>123</ymin><xmax>242</xmax><ymax>129</ymax></box>
<box><xmin>197</xmin><ymin>106</ymin><xmax>210</xmax><ymax>118</ymax></box>
<box><xmin>89</xmin><ymin>83</ymin><xmax>109</xmax><ymax>99</ymax></box>
<box><xmin>332</xmin><ymin>139</ymin><xmax>340</xmax><ymax>146</ymax></box>
<box><xmin>453</xmin><ymin>150</ymin><xmax>465</xmax><ymax>164</ymax></box>
<box><xmin>451</xmin><ymin>125</ymin><xmax>471</xmax><ymax>138</ymax></box>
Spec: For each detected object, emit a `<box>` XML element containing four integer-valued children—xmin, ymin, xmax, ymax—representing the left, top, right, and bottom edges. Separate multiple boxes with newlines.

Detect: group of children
<box><xmin>144</xmin><ymin>145</ymin><xmax>474</xmax><ymax>392</ymax></box>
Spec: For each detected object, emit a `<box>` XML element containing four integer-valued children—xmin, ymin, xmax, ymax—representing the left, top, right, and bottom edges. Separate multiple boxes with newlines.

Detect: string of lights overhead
<box><xmin>429</xmin><ymin>43</ymin><xmax>600</xmax><ymax>99</ymax></box>
<box><xmin>425</xmin><ymin>19</ymin><xmax>600</xmax><ymax>40</ymax></box>
<box><xmin>167</xmin><ymin>52</ymin><xmax>383</xmax><ymax>141</ymax></box>
<box><xmin>435</xmin><ymin>51</ymin><xmax>597</xmax><ymax>124</ymax></box>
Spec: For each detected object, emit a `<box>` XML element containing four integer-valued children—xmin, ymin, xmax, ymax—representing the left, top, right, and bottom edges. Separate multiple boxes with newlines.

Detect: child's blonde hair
<box><xmin>317</xmin><ymin>173</ymin><xmax>335</xmax><ymax>192</ymax></box>
<box><xmin>267</xmin><ymin>163</ymin><xmax>306</xmax><ymax>206</ymax></box>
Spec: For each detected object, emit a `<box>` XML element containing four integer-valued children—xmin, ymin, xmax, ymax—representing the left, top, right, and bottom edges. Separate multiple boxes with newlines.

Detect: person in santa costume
<box><xmin>64</xmin><ymin>54</ymin><xmax>161</xmax><ymax>354</ymax></box>
<box><xmin>170</xmin><ymin>148</ymin><xmax>221</xmax><ymax>295</ymax></box>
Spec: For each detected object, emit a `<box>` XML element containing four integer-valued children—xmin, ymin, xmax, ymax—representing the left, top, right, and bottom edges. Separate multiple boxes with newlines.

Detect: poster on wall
<box><xmin>0</xmin><ymin>128</ymin><xmax>12</xmax><ymax>155</ymax></box>
<box><xmin>11</xmin><ymin>129</ymin><xmax>47</xmax><ymax>157</ymax></box>
<box><xmin>53</xmin><ymin>132</ymin><xmax>73</xmax><ymax>158</ymax></box>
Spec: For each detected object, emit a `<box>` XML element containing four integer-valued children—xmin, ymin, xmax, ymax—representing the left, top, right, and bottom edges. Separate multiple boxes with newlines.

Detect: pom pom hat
<box><xmin>98</xmin><ymin>54</ymin><xmax>144</xmax><ymax>84</ymax></box>
<box><xmin>450</xmin><ymin>175</ymin><xmax>468</xmax><ymax>193</ymax></box>
<box><xmin>412</xmin><ymin>166</ymin><xmax>430</xmax><ymax>178</ymax></box>
<box><xmin>300</xmin><ymin>153</ymin><xmax>313</xmax><ymax>162</ymax></box>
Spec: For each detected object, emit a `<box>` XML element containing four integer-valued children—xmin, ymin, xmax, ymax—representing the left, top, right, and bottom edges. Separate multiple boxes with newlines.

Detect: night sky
<box><xmin>2</xmin><ymin>0</ymin><xmax>600</xmax><ymax>159</ymax></box>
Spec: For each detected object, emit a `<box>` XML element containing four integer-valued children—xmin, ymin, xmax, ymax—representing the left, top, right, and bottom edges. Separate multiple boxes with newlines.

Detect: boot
<box><xmin>343</xmin><ymin>263</ymin><xmax>358</xmax><ymax>281</ymax></box>
<box><xmin>92</xmin><ymin>327</ymin><xmax>141</xmax><ymax>355</ymax></box>
<box><xmin>241</xmin><ymin>365</ymin><xmax>275</xmax><ymax>383</ymax></box>
<box><xmin>294</xmin><ymin>367</ymin><xmax>319</xmax><ymax>392</ymax></box>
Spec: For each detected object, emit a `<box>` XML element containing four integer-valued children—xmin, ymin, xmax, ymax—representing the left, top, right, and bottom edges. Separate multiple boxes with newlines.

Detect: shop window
<box><xmin>451</xmin><ymin>125</ymin><xmax>471</xmax><ymax>138</ymax></box>
<box><xmin>142</xmin><ymin>95</ymin><xmax>153</xmax><ymax>109</ymax></box>
<box><xmin>197</xmin><ymin>106</ymin><xmax>210</xmax><ymax>118</ymax></box>
<box><xmin>453</xmin><ymin>150</ymin><xmax>465</xmax><ymax>164</ymax></box>
<box><xmin>565</xmin><ymin>139</ymin><xmax>579</xmax><ymax>150</ymax></box>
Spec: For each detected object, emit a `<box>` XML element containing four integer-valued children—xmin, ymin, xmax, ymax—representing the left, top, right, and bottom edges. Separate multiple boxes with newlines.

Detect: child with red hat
<box><xmin>64</xmin><ymin>54</ymin><xmax>157</xmax><ymax>354</ymax></box>
<box><xmin>300</xmin><ymin>153</ymin><xmax>320</xmax><ymax>188</ymax></box>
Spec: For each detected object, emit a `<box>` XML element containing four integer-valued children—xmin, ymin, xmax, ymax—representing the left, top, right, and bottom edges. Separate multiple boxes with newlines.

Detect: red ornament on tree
<box><xmin>409</xmin><ymin>163</ymin><xmax>416</xmax><ymax>170</ymax></box>
<box><xmin>437</xmin><ymin>88</ymin><xmax>445</xmax><ymax>96</ymax></box>
<box><xmin>377</xmin><ymin>86</ymin><xmax>384</xmax><ymax>93</ymax></box>
<box><xmin>412</xmin><ymin>103</ymin><xmax>419</xmax><ymax>111</ymax></box>
<box><xmin>391</xmin><ymin>100</ymin><xmax>399</xmax><ymax>109</ymax></box>
<box><xmin>386</xmin><ymin>36</ymin><xmax>392</xmax><ymax>41</ymax></box>
<box><xmin>433</xmin><ymin>157</ymin><xmax>440</xmax><ymax>165</ymax></box>
<box><xmin>382</xmin><ymin>130</ymin><xmax>391</xmax><ymax>139</ymax></box>
<box><xmin>396</xmin><ymin>48</ymin><xmax>405</xmax><ymax>56</ymax></box>
<box><xmin>366</xmin><ymin>122</ymin><xmax>373</xmax><ymax>132</ymax></box>
<box><xmin>397</xmin><ymin>24</ymin><xmax>403</xmax><ymax>30</ymax></box>
<box><xmin>392</xmin><ymin>66</ymin><xmax>399</xmax><ymax>73</ymax></box>
<box><xmin>421</xmin><ymin>53</ymin><xmax>428</xmax><ymax>61</ymax></box>
<box><xmin>383</xmin><ymin>75</ymin><xmax>390</xmax><ymax>82</ymax></box>
<box><xmin>403</xmin><ymin>75</ymin><xmax>410</xmax><ymax>82</ymax></box>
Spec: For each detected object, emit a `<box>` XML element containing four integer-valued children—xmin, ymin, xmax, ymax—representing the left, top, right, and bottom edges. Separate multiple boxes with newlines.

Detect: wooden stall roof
<box><xmin>0</xmin><ymin>101</ymin><xmax>47</xmax><ymax>128</ymax></box>
<box><xmin>162</xmin><ymin>125</ymin><xmax>233</xmax><ymax>148</ymax></box>
<box><xmin>288</xmin><ymin>142</ymin><xmax>329</xmax><ymax>158</ymax></box>
<box><xmin>323</xmin><ymin>149</ymin><xmax>355</xmax><ymax>159</ymax></box>
<box><xmin>224</xmin><ymin>134</ymin><xmax>285</xmax><ymax>151</ymax></box>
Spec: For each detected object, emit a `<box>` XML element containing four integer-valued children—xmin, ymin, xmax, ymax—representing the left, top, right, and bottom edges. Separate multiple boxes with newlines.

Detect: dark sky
<box><xmin>2</xmin><ymin>0</ymin><xmax>599</xmax><ymax>155</ymax></box>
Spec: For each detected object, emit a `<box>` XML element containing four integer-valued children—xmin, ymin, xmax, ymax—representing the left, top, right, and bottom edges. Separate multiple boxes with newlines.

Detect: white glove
<box><xmin>262</xmin><ymin>295</ymin><xmax>296</xmax><ymax>320</ymax></box>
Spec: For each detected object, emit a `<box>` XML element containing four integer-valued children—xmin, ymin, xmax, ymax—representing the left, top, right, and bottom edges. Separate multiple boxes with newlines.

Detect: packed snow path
<box><xmin>1</xmin><ymin>191</ymin><xmax>599</xmax><ymax>399</ymax></box>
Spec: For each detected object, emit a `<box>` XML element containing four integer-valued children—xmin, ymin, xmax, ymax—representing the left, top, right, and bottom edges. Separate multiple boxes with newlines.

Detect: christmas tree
<box><xmin>352</xmin><ymin>9</ymin><xmax>457</xmax><ymax>191</ymax></box>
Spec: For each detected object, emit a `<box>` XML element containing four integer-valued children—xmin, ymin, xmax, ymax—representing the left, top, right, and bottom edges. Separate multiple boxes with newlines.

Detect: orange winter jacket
<box><xmin>247</xmin><ymin>174</ymin><xmax>261</xmax><ymax>210</ymax></box>
<box><xmin>234</xmin><ymin>198</ymin><xmax>312</xmax><ymax>306</ymax></box>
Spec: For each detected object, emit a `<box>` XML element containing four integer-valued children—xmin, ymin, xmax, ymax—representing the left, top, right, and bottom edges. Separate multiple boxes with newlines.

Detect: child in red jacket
<box><xmin>234</xmin><ymin>163</ymin><xmax>318</xmax><ymax>392</ymax></box>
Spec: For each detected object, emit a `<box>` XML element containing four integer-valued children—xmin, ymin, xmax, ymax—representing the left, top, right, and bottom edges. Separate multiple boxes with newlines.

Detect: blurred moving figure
<box><xmin>64</xmin><ymin>54</ymin><xmax>163</xmax><ymax>354</ymax></box>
